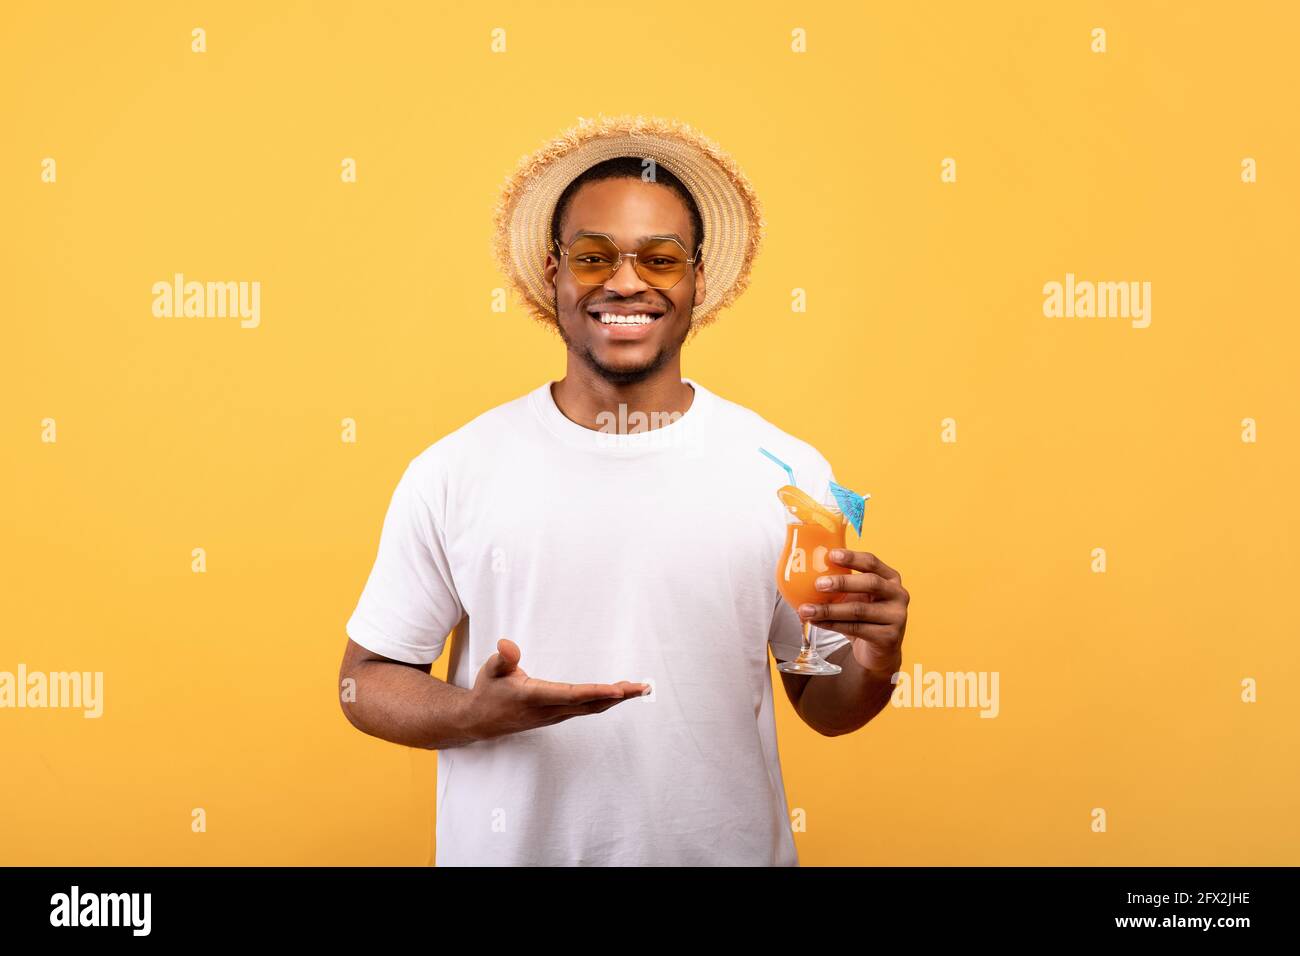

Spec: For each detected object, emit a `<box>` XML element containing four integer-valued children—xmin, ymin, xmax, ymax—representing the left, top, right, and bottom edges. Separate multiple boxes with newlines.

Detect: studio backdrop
<box><xmin>2</xmin><ymin>1</ymin><xmax>1296</xmax><ymax>865</ymax></box>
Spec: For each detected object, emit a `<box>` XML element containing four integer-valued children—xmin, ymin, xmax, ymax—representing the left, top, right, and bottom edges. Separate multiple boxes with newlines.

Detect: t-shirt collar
<box><xmin>530</xmin><ymin>377</ymin><xmax>716</xmax><ymax>454</ymax></box>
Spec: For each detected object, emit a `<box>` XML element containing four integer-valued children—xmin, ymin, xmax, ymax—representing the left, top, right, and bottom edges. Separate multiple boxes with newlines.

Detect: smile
<box><xmin>593</xmin><ymin>312</ymin><xmax>659</xmax><ymax>326</ymax></box>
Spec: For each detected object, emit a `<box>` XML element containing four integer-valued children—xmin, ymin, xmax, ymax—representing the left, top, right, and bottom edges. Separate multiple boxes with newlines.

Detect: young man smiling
<box><xmin>339</xmin><ymin>115</ymin><xmax>910</xmax><ymax>866</ymax></box>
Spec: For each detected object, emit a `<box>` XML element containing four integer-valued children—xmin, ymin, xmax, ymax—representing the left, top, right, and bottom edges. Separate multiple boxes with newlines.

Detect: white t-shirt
<box><xmin>345</xmin><ymin>377</ymin><xmax>851</xmax><ymax>866</ymax></box>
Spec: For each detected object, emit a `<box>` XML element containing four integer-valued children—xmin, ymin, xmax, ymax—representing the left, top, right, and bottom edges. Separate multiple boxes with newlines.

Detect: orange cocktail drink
<box><xmin>775</xmin><ymin>484</ymin><xmax>852</xmax><ymax>675</ymax></box>
<box><xmin>777</xmin><ymin>518</ymin><xmax>851</xmax><ymax>609</ymax></box>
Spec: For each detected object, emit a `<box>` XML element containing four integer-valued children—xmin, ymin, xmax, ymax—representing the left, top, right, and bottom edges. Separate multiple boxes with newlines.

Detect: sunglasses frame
<box><xmin>552</xmin><ymin>231</ymin><xmax>702</xmax><ymax>290</ymax></box>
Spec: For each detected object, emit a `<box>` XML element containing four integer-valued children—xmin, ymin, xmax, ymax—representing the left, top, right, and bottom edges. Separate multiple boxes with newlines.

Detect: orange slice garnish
<box><xmin>777</xmin><ymin>485</ymin><xmax>841</xmax><ymax>533</ymax></box>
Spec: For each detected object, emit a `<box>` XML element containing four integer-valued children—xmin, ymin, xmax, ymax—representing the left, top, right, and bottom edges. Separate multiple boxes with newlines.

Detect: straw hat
<box><xmin>492</xmin><ymin>113</ymin><xmax>765</xmax><ymax>333</ymax></box>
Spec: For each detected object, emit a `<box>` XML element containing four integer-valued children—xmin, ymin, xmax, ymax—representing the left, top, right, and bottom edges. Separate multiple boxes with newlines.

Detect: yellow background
<box><xmin>2</xmin><ymin>1</ymin><xmax>1296</xmax><ymax>865</ymax></box>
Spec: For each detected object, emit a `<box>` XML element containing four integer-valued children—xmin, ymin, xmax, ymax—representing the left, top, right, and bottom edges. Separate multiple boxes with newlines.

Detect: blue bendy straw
<box><xmin>758</xmin><ymin>447</ymin><xmax>796</xmax><ymax>487</ymax></box>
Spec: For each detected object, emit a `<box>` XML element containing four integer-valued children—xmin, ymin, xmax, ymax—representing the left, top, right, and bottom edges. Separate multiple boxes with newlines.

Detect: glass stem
<box><xmin>800</xmin><ymin>619</ymin><xmax>817</xmax><ymax>658</ymax></box>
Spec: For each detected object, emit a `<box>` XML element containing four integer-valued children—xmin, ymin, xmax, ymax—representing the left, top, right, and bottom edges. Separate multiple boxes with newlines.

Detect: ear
<box><xmin>693</xmin><ymin>255</ymin><xmax>707</xmax><ymax>308</ymax></box>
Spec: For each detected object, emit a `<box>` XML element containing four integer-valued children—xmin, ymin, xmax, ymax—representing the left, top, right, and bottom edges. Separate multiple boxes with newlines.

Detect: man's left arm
<box><xmin>780</xmin><ymin>549</ymin><xmax>909</xmax><ymax>736</ymax></box>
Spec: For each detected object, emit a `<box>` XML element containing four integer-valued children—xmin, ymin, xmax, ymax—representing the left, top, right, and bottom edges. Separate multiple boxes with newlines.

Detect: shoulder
<box><xmin>401</xmin><ymin>386</ymin><xmax>537</xmax><ymax>491</ymax></box>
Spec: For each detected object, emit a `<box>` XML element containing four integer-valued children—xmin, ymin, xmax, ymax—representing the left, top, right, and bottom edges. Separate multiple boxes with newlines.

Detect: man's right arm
<box><xmin>338</xmin><ymin>636</ymin><xmax>649</xmax><ymax>751</ymax></box>
<box><xmin>339</xmin><ymin>638</ymin><xmax>480</xmax><ymax>750</ymax></box>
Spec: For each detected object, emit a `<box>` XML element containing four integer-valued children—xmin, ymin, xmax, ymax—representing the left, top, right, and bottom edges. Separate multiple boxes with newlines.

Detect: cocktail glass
<box><xmin>775</xmin><ymin>485</ymin><xmax>850</xmax><ymax>676</ymax></box>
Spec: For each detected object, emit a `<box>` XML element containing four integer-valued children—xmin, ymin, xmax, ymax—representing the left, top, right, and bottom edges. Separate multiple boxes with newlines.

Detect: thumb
<box><xmin>482</xmin><ymin>637</ymin><xmax>521</xmax><ymax>679</ymax></box>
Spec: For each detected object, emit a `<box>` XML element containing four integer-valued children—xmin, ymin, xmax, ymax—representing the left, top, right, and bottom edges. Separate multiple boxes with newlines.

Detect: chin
<box><xmin>586</xmin><ymin>348</ymin><xmax>668</xmax><ymax>384</ymax></box>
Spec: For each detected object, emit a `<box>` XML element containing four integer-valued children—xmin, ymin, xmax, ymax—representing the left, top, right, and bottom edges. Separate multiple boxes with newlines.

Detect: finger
<box><xmin>798</xmin><ymin>597</ymin><xmax>904</xmax><ymax>624</ymax></box>
<box><xmin>539</xmin><ymin>706</ymin><xmax>620</xmax><ymax>727</ymax></box>
<box><xmin>520</xmin><ymin>676</ymin><xmax>648</xmax><ymax>706</ymax></box>
<box><xmin>539</xmin><ymin>712</ymin><xmax>581</xmax><ymax>727</ymax></box>
<box><xmin>542</xmin><ymin>681</ymin><xmax>653</xmax><ymax>714</ymax></box>
<box><xmin>814</xmin><ymin>620</ymin><xmax>906</xmax><ymax>651</ymax></box>
<box><xmin>570</xmin><ymin>695</ymin><xmax>642</xmax><ymax>715</ymax></box>
<box><xmin>829</xmin><ymin>549</ymin><xmax>900</xmax><ymax>582</ymax></box>
<box><xmin>483</xmin><ymin>638</ymin><xmax>521</xmax><ymax>678</ymax></box>
<box><xmin>813</xmin><ymin>571</ymin><xmax>900</xmax><ymax>599</ymax></box>
<box><xmin>539</xmin><ymin>694</ymin><xmax>642</xmax><ymax>724</ymax></box>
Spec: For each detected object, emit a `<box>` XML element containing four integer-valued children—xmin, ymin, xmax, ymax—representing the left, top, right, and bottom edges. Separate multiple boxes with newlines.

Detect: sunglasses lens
<box><xmin>565</xmin><ymin>236</ymin><xmax>692</xmax><ymax>288</ymax></box>
<box><xmin>567</xmin><ymin>235</ymin><xmax>620</xmax><ymax>284</ymax></box>
<box><xmin>634</xmin><ymin>239</ymin><xmax>691</xmax><ymax>288</ymax></box>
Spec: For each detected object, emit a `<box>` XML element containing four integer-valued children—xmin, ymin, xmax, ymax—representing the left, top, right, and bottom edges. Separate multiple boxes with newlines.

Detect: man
<box><xmin>339</xmin><ymin>115</ymin><xmax>910</xmax><ymax>865</ymax></box>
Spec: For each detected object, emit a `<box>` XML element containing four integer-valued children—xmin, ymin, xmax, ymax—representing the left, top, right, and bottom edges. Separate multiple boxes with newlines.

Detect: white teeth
<box><xmin>597</xmin><ymin>313</ymin><xmax>656</xmax><ymax>325</ymax></box>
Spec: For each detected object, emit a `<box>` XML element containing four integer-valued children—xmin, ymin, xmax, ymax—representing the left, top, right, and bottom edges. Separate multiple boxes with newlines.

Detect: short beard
<box><xmin>553</xmin><ymin>297</ymin><xmax>684</xmax><ymax>386</ymax></box>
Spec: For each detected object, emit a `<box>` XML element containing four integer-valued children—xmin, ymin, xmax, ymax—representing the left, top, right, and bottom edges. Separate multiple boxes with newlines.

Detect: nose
<box><xmin>603</xmin><ymin>254</ymin><xmax>650</xmax><ymax>296</ymax></box>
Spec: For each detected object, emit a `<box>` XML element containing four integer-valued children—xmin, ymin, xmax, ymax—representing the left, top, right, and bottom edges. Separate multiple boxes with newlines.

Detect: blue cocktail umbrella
<box><xmin>828</xmin><ymin>480</ymin><xmax>870</xmax><ymax>536</ymax></box>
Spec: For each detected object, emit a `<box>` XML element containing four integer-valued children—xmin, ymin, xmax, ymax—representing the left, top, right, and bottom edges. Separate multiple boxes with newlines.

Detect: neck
<box><xmin>551</xmin><ymin>361</ymin><xmax>695</xmax><ymax>432</ymax></box>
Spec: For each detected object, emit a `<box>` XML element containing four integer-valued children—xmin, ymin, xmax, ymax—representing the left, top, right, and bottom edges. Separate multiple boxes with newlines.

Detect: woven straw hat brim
<box><xmin>492</xmin><ymin>114</ymin><xmax>765</xmax><ymax>333</ymax></box>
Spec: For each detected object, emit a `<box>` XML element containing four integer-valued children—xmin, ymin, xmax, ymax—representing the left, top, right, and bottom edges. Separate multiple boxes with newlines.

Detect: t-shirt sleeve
<box><xmin>767</xmin><ymin>462</ymin><xmax>852</xmax><ymax>663</ymax></box>
<box><xmin>345</xmin><ymin>459</ymin><xmax>464</xmax><ymax>665</ymax></box>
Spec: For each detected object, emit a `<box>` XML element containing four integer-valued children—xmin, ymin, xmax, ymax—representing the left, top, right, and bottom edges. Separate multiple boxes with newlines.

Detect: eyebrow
<box><xmin>570</xmin><ymin>231</ymin><xmax>685</xmax><ymax>244</ymax></box>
